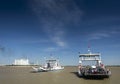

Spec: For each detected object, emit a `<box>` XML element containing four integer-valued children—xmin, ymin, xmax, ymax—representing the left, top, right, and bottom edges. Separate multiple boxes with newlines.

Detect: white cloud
<box><xmin>29</xmin><ymin>0</ymin><xmax>83</xmax><ymax>47</ymax></box>
<box><xmin>44</xmin><ymin>26</ymin><xmax>67</xmax><ymax>47</ymax></box>
<box><xmin>89</xmin><ymin>33</ymin><xmax>110</xmax><ymax>40</ymax></box>
<box><xmin>88</xmin><ymin>30</ymin><xmax>120</xmax><ymax>40</ymax></box>
<box><xmin>56</xmin><ymin>41</ymin><xmax>66</xmax><ymax>47</ymax></box>
<box><xmin>29</xmin><ymin>0</ymin><xmax>83</xmax><ymax>25</ymax></box>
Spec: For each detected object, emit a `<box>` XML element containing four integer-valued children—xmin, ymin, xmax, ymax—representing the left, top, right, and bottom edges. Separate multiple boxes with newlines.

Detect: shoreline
<box><xmin>0</xmin><ymin>65</ymin><xmax>120</xmax><ymax>67</ymax></box>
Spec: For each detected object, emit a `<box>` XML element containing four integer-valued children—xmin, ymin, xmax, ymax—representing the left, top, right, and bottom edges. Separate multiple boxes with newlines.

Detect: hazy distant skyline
<box><xmin>0</xmin><ymin>0</ymin><xmax>120</xmax><ymax>65</ymax></box>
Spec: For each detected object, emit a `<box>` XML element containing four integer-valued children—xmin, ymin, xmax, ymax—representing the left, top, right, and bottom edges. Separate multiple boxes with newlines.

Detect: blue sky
<box><xmin>0</xmin><ymin>0</ymin><xmax>120</xmax><ymax>65</ymax></box>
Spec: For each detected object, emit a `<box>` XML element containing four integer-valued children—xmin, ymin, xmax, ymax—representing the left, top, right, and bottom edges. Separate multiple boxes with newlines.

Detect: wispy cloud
<box><xmin>88</xmin><ymin>29</ymin><xmax>120</xmax><ymax>40</ymax></box>
<box><xmin>89</xmin><ymin>32</ymin><xmax>110</xmax><ymax>40</ymax></box>
<box><xmin>29</xmin><ymin>0</ymin><xmax>83</xmax><ymax>47</ymax></box>
<box><xmin>30</xmin><ymin>0</ymin><xmax>83</xmax><ymax>24</ymax></box>
<box><xmin>44</xmin><ymin>26</ymin><xmax>66</xmax><ymax>47</ymax></box>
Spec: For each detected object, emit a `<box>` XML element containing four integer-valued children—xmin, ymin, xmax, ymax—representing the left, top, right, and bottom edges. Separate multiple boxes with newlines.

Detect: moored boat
<box><xmin>78</xmin><ymin>48</ymin><xmax>111</xmax><ymax>78</ymax></box>
<box><xmin>32</xmin><ymin>58</ymin><xmax>64</xmax><ymax>72</ymax></box>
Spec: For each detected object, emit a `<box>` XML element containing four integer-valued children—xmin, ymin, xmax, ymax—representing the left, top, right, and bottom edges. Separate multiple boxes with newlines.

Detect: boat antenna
<box><xmin>50</xmin><ymin>53</ymin><xmax>54</xmax><ymax>59</ymax></box>
<box><xmin>88</xmin><ymin>43</ymin><xmax>91</xmax><ymax>54</ymax></box>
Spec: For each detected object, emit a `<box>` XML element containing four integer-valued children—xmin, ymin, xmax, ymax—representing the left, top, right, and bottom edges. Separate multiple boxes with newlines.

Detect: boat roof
<box><xmin>46</xmin><ymin>59</ymin><xmax>57</xmax><ymax>62</ymax></box>
<box><xmin>79</xmin><ymin>53</ymin><xmax>100</xmax><ymax>57</ymax></box>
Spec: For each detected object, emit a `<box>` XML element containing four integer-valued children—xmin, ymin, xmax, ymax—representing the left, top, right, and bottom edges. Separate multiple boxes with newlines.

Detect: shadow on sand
<box><xmin>30</xmin><ymin>71</ymin><xmax>40</xmax><ymax>73</ymax></box>
<box><xmin>30</xmin><ymin>70</ymin><xmax>47</xmax><ymax>73</ymax></box>
<box><xmin>70</xmin><ymin>72</ymin><xmax>104</xmax><ymax>80</ymax></box>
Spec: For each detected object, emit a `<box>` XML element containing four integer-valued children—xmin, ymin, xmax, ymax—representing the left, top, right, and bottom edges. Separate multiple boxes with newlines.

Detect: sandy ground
<box><xmin>0</xmin><ymin>66</ymin><xmax>119</xmax><ymax>84</ymax></box>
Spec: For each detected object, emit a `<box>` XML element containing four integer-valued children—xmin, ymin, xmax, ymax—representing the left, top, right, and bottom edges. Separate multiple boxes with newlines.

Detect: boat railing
<box><xmin>83</xmin><ymin>67</ymin><xmax>108</xmax><ymax>75</ymax></box>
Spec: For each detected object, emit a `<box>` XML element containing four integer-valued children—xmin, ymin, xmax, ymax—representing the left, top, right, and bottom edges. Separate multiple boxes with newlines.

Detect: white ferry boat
<box><xmin>32</xmin><ymin>59</ymin><xmax>64</xmax><ymax>72</ymax></box>
<box><xmin>78</xmin><ymin>48</ymin><xmax>111</xmax><ymax>78</ymax></box>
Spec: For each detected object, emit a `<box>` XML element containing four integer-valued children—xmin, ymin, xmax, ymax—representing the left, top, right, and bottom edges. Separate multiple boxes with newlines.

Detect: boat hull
<box><xmin>32</xmin><ymin>66</ymin><xmax>64</xmax><ymax>72</ymax></box>
<box><xmin>78</xmin><ymin>67</ymin><xmax>111</xmax><ymax>78</ymax></box>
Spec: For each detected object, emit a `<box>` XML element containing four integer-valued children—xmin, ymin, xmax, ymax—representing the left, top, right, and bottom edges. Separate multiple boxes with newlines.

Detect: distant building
<box><xmin>13</xmin><ymin>59</ymin><xmax>30</xmax><ymax>65</ymax></box>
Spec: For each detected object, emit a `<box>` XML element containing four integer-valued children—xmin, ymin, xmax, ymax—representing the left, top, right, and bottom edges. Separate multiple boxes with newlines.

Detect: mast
<box><xmin>88</xmin><ymin>43</ymin><xmax>91</xmax><ymax>54</ymax></box>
